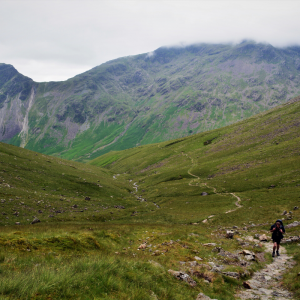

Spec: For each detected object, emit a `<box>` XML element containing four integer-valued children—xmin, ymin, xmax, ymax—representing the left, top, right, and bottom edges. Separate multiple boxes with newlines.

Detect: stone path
<box><xmin>236</xmin><ymin>243</ymin><xmax>296</xmax><ymax>300</ymax></box>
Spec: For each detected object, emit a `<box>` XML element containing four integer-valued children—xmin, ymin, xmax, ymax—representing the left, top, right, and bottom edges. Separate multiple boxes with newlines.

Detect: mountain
<box><xmin>1</xmin><ymin>41</ymin><xmax>300</xmax><ymax>161</ymax></box>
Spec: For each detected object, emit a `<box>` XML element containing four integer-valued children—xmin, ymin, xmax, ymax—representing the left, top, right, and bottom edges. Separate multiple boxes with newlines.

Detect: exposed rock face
<box><xmin>2</xmin><ymin>42</ymin><xmax>300</xmax><ymax>161</ymax></box>
<box><xmin>286</xmin><ymin>221</ymin><xmax>300</xmax><ymax>228</ymax></box>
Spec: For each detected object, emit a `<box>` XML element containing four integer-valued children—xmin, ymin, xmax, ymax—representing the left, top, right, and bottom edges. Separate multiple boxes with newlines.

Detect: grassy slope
<box><xmin>0</xmin><ymin>97</ymin><xmax>300</xmax><ymax>299</ymax></box>
<box><xmin>0</xmin><ymin>142</ymin><xmax>140</xmax><ymax>226</ymax></box>
<box><xmin>91</xmin><ymin>96</ymin><xmax>300</xmax><ymax>227</ymax></box>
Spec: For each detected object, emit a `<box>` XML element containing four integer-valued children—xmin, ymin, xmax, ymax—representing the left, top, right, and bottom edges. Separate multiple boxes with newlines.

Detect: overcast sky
<box><xmin>1</xmin><ymin>0</ymin><xmax>300</xmax><ymax>82</ymax></box>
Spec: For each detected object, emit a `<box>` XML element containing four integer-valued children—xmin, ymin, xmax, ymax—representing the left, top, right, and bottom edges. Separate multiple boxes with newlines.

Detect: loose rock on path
<box><xmin>236</xmin><ymin>243</ymin><xmax>296</xmax><ymax>300</ymax></box>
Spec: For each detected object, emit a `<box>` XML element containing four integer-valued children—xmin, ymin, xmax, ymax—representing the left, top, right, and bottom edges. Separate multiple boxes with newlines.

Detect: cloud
<box><xmin>1</xmin><ymin>0</ymin><xmax>300</xmax><ymax>81</ymax></box>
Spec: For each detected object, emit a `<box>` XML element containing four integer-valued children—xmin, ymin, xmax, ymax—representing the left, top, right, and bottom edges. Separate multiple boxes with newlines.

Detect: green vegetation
<box><xmin>0</xmin><ymin>96</ymin><xmax>300</xmax><ymax>299</ymax></box>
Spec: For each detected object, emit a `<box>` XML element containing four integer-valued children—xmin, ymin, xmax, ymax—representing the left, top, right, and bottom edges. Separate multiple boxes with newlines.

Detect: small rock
<box><xmin>223</xmin><ymin>271</ymin><xmax>239</xmax><ymax>278</ymax></box>
<box><xmin>201</xmin><ymin>192</ymin><xmax>208</xmax><ymax>196</ymax></box>
<box><xmin>212</xmin><ymin>247</ymin><xmax>223</xmax><ymax>253</ymax></box>
<box><xmin>138</xmin><ymin>243</ymin><xmax>147</xmax><ymax>250</ymax></box>
<box><xmin>203</xmin><ymin>243</ymin><xmax>217</xmax><ymax>246</ymax></box>
<box><xmin>259</xmin><ymin>234</ymin><xmax>268</xmax><ymax>242</ymax></box>
<box><xmin>194</xmin><ymin>256</ymin><xmax>202</xmax><ymax>261</ymax></box>
<box><xmin>202</xmin><ymin>219</ymin><xmax>208</xmax><ymax>223</ymax></box>
<box><xmin>114</xmin><ymin>205</ymin><xmax>125</xmax><ymax>209</ymax></box>
<box><xmin>243</xmin><ymin>281</ymin><xmax>251</xmax><ymax>289</ymax></box>
<box><xmin>226</xmin><ymin>230</ymin><xmax>234</xmax><ymax>239</ymax></box>
<box><xmin>196</xmin><ymin>292</ymin><xmax>217</xmax><ymax>300</ymax></box>
<box><xmin>294</xmin><ymin>206</ymin><xmax>299</xmax><ymax>210</ymax></box>
<box><xmin>31</xmin><ymin>218</ymin><xmax>40</xmax><ymax>224</ymax></box>
<box><xmin>168</xmin><ymin>269</ymin><xmax>196</xmax><ymax>287</ymax></box>
<box><xmin>282</xmin><ymin>210</ymin><xmax>287</xmax><ymax>215</ymax></box>
<box><xmin>189</xmin><ymin>261</ymin><xmax>198</xmax><ymax>267</ymax></box>
<box><xmin>189</xmin><ymin>233</ymin><xmax>199</xmax><ymax>237</ymax></box>
<box><xmin>85</xmin><ymin>196</ymin><xmax>91</xmax><ymax>200</ymax></box>
<box><xmin>15</xmin><ymin>222</ymin><xmax>20</xmax><ymax>225</ymax></box>
<box><xmin>149</xmin><ymin>260</ymin><xmax>163</xmax><ymax>268</ymax></box>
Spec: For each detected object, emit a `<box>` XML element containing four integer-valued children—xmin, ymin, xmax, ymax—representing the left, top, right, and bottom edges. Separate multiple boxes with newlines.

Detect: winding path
<box><xmin>183</xmin><ymin>152</ymin><xmax>242</xmax><ymax>214</ymax></box>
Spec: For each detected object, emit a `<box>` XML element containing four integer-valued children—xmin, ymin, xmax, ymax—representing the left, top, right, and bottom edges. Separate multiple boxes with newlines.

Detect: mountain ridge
<box><xmin>1</xmin><ymin>41</ymin><xmax>300</xmax><ymax>161</ymax></box>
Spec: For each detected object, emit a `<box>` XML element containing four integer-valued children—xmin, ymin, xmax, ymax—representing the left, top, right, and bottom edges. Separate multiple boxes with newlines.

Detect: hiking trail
<box><xmin>236</xmin><ymin>243</ymin><xmax>296</xmax><ymax>299</ymax></box>
<box><xmin>183</xmin><ymin>152</ymin><xmax>242</xmax><ymax>214</ymax></box>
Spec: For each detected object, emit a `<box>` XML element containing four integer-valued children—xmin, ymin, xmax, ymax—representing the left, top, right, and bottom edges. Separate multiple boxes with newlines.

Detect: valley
<box><xmin>0</xmin><ymin>95</ymin><xmax>299</xmax><ymax>299</ymax></box>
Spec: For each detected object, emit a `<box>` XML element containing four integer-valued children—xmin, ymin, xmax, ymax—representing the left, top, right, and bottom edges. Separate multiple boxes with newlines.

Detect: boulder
<box><xmin>226</xmin><ymin>230</ymin><xmax>234</xmax><ymax>239</ymax></box>
<box><xmin>31</xmin><ymin>218</ymin><xmax>40</xmax><ymax>224</ymax></box>
<box><xmin>259</xmin><ymin>234</ymin><xmax>268</xmax><ymax>242</ymax></box>
<box><xmin>239</xmin><ymin>249</ymin><xmax>256</xmax><ymax>261</ymax></box>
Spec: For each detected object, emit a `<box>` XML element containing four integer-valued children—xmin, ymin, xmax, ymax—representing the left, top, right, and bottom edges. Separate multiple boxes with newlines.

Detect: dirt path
<box><xmin>225</xmin><ymin>193</ymin><xmax>242</xmax><ymax>213</ymax></box>
<box><xmin>184</xmin><ymin>153</ymin><xmax>242</xmax><ymax>214</ymax></box>
<box><xmin>236</xmin><ymin>243</ymin><xmax>296</xmax><ymax>299</ymax></box>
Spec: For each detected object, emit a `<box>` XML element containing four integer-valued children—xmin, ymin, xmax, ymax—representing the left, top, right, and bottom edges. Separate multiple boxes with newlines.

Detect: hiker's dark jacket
<box><xmin>270</xmin><ymin>224</ymin><xmax>285</xmax><ymax>240</ymax></box>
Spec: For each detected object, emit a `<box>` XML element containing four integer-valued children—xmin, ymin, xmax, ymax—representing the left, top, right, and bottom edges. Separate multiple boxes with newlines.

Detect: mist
<box><xmin>1</xmin><ymin>0</ymin><xmax>300</xmax><ymax>81</ymax></box>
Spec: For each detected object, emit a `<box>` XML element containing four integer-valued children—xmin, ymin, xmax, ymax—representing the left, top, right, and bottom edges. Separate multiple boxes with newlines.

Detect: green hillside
<box><xmin>0</xmin><ymin>96</ymin><xmax>300</xmax><ymax>299</ymax></box>
<box><xmin>0</xmin><ymin>142</ymin><xmax>140</xmax><ymax>226</ymax></box>
<box><xmin>2</xmin><ymin>41</ymin><xmax>300</xmax><ymax>161</ymax></box>
<box><xmin>91</xmin><ymin>95</ymin><xmax>300</xmax><ymax>227</ymax></box>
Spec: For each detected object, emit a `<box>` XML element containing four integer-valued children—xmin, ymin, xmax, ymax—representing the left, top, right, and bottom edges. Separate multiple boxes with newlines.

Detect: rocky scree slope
<box><xmin>1</xmin><ymin>41</ymin><xmax>300</xmax><ymax>161</ymax></box>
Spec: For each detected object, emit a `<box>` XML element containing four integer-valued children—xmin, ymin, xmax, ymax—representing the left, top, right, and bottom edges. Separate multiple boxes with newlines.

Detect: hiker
<box><xmin>270</xmin><ymin>219</ymin><xmax>285</xmax><ymax>257</ymax></box>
